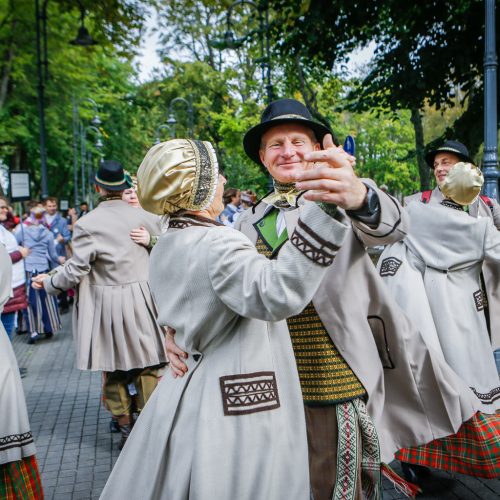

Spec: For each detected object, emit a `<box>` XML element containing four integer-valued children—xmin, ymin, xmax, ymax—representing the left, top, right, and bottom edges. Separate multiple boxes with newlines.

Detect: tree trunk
<box><xmin>0</xmin><ymin>21</ymin><xmax>16</xmax><ymax>110</ymax></box>
<box><xmin>293</xmin><ymin>55</ymin><xmax>332</xmax><ymax>130</ymax></box>
<box><xmin>410</xmin><ymin>106</ymin><xmax>430</xmax><ymax>191</ymax></box>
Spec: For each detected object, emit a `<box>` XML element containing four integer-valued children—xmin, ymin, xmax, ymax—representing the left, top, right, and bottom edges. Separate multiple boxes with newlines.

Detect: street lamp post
<box><xmin>483</xmin><ymin>0</ymin><xmax>499</xmax><ymax>201</ymax></box>
<box><xmin>167</xmin><ymin>97</ymin><xmax>194</xmax><ymax>138</ymax></box>
<box><xmin>35</xmin><ymin>0</ymin><xmax>97</xmax><ymax>198</ymax></box>
<box><xmin>210</xmin><ymin>0</ymin><xmax>273</xmax><ymax>104</ymax></box>
<box><xmin>154</xmin><ymin>124</ymin><xmax>172</xmax><ymax>145</ymax></box>
<box><xmin>72</xmin><ymin>97</ymin><xmax>101</xmax><ymax>206</ymax></box>
<box><xmin>81</xmin><ymin>125</ymin><xmax>103</xmax><ymax>209</ymax></box>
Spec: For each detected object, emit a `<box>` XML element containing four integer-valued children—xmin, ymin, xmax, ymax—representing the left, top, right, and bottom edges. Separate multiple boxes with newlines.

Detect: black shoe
<box><xmin>19</xmin><ymin>367</ymin><xmax>27</xmax><ymax>378</ymax></box>
<box><xmin>44</xmin><ymin>332</ymin><xmax>53</xmax><ymax>339</ymax></box>
<box><xmin>401</xmin><ymin>462</ymin><xmax>431</xmax><ymax>484</ymax></box>
<box><xmin>27</xmin><ymin>333</ymin><xmax>41</xmax><ymax>344</ymax></box>
<box><xmin>59</xmin><ymin>306</ymin><xmax>69</xmax><ymax>314</ymax></box>
<box><xmin>109</xmin><ymin>419</ymin><xmax>120</xmax><ymax>433</ymax></box>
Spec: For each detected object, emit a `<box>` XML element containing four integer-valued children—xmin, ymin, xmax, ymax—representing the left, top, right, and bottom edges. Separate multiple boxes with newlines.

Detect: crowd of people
<box><xmin>1</xmin><ymin>98</ymin><xmax>499</xmax><ymax>500</ymax></box>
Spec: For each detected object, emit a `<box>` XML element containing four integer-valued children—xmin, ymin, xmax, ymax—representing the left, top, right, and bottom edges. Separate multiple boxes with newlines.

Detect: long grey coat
<box><xmin>100</xmin><ymin>204</ymin><xmax>350</xmax><ymax>500</ymax></box>
<box><xmin>378</xmin><ymin>202</ymin><xmax>500</xmax><ymax>413</ymax></box>
<box><xmin>236</xmin><ymin>187</ymin><xmax>479</xmax><ymax>462</ymax></box>
<box><xmin>406</xmin><ymin>187</ymin><xmax>500</xmax><ymax>349</ymax></box>
<box><xmin>0</xmin><ymin>245</ymin><xmax>37</xmax><ymax>464</ymax></box>
<box><xmin>43</xmin><ymin>200</ymin><xmax>166</xmax><ymax>372</ymax></box>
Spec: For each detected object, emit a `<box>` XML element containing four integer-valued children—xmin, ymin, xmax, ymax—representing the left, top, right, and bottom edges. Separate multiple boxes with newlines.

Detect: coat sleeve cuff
<box><xmin>43</xmin><ymin>275</ymin><xmax>64</xmax><ymax>295</ymax></box>
<box><xmin>290</xmin><ymin>203</ymin><xmax>349</xmax><ymax>266</ymax></box>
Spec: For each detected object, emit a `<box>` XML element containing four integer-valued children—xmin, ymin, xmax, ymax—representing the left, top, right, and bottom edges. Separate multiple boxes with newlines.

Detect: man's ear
<box><xmin>313</xmin><ymin>142</ymin><xmax>321</xmax><ymax>152</ymax></box>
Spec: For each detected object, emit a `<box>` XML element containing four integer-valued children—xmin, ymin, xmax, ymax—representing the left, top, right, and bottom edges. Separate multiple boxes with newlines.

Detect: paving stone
<box><xmin>54</xmin><ymin>483</ymin><xmax>75</xmax><ymax>494</ymax></box>
<box><xmin>72</xmin><ymin>491</ymin><xmax>92</xmax><ymax>500</ymax></box>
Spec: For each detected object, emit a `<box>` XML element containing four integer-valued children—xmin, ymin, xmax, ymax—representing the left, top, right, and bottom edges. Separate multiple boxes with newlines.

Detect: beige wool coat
<box><xmin>405</xmin><ymin>187</ymin><xmax>500</xmax><ymax>349</ymax></box>
<box><xmin>101</xmin><ymin>204</ymin><xmax>350</xmax><ymax>500</ymax></box>
<box><xmin>236</xmin><ymin>187</ymin><xmax>479</xmax><ymax>462</ymax></box>
<box><xmin>378</xmin><ymin>202</ymin><xmax>500</xmax><ymax>413</ymax></box>
<box><xmin>43</xmin><ymin>200</ymin><xmax>166</xmax><ymax>372</ymax></box>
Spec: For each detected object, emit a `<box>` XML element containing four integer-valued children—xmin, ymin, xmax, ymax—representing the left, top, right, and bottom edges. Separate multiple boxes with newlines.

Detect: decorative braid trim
<box><xmin>440</xmin><ymin>199</ymin><xmax>465</xmax><ymax>211</ymax></box>
<box><xmin>0</xmin><ymin>432</ymin><xmax>34</xmax><ymax>452</ymax></box>
<box><xmin>187</xmin><ymin>140</ymin><xmax>218</xmax><ymax>212</ymax></box>
<box><xmin>470</xmin><ymin>386</ymin><xmax>500</xmax><ymax>405</ymax></box>
<box><xmin>290</xmin><ymin>218</ymin><xmax>339</xmax><ymax>266</ymax></box>
<box><xmin>169</xmin><ymin>214</ymin><xmax>223</xmax><ymax>230</ymax></box>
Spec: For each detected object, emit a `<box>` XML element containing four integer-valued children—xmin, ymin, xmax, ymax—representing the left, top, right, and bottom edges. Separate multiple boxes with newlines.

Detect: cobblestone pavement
<box><xmin>11</xmin><ymin>311</ymin><xmax>500</xmax><ymax>500</ymax></box>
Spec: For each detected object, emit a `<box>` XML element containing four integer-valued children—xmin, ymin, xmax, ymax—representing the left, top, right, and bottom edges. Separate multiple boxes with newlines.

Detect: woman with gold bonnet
<box><xmin>100</xmin><ymin>138</ymin><xmax>352</xmax><ymax>499</ymax></box>
<box><xmin>378</xmin><ymin>162</ymin><xmax>500</xmax><ymax>479</ymax></box>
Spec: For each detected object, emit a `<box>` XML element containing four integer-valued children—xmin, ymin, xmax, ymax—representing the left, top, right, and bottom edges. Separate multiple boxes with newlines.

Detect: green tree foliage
<box><xmin>270</xmin><ymin>0</ymin><xmax>495</xmax><ymax>190</ymax></box>
<box><xmin>0</xmin><ymin>0</ymin><xmax>150</xmax><ymax>199</ymax></box>
<box><xmin>1</xmin><ymin>0</ymin><xmax>443</xmax><ymax>199</ymax></box>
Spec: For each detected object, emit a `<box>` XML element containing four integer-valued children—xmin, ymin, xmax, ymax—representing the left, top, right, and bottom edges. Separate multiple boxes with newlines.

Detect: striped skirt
<box><xmin>395</xmin><ymin>412</ymin><xmax>500</xmax><ymax>478</ymax></box>
<box><xmin>25</xmin><ymin>271</ymin><xmax>60</xmax><ymax>335</ymax></box>
<box><xmin>0</xmin><ymin>455</ymin><xmax>44</xmax><ymax>499</ymax></box>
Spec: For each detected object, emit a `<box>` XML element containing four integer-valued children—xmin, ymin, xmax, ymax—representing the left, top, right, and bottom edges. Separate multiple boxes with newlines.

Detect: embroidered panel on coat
<box><xmin>254</xmin><ymin>210</ymin><xmax>366</xmax><ymax>405</ymax></box>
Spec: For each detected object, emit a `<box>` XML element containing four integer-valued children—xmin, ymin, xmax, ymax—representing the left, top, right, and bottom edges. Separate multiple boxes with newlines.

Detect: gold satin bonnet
<box><xmin>137</xmin><ymin>138</ymin><xmax>218</xmax><ymax>215</ymax></box>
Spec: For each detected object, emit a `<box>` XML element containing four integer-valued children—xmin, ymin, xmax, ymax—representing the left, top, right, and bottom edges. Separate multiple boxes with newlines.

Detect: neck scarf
<box><xmin>262</xmin><ymin>181</ymin><xmax>302</xmax><ymax>210</ymax></box>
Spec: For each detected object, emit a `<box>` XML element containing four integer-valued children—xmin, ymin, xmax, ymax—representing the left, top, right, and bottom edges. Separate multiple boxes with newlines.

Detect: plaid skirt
<box><xmin>0</xmin><ymin>455</ymin><xmax>44</xmax><ymax>499</ymax></box>
<box><xmin>395</xmin><ymin>412</ymin><xmax>500</xmax><ymax>478</ymax></box>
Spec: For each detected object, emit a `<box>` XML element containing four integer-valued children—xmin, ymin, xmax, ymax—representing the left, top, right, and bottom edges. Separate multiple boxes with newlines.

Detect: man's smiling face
<box><xmin>434</xmin><ymin>152</ymin><xmax>461</xmax><ymax>187</ymax></box>
<box><xmin>259</xmin><ymin>123</ymin><xmax>321</xmax><ymax>183</ymax></box>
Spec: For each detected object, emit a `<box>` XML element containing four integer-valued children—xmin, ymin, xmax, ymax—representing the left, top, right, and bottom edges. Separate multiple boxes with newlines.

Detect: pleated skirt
<box><xmin>395</xmin><ymin>412</ymin><xmax>500</xmax><ymax>478</ymax></box>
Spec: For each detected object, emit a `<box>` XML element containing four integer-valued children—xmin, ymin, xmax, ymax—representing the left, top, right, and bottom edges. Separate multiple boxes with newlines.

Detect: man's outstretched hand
<box><xmin>295</xmin><ymin>134</ymin><xmax>367</xmax><ymax>211</ymax></box>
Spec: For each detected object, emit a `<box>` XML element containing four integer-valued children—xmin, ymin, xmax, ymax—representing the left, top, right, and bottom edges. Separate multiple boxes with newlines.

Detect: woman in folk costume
<box><xmin>0</xmin><ymin>245</ymin><xmax>43</xmax><ymax>499</ymax></box>
<box><xmin>378</xmin><ymin>162</ymin><xmax>500</xmax><ymax>479</ymax></box>
<box><xmin>100</xmin><ymin>138</ymin><xmax>352</xmax><ymax>500</ymax></box>
<box><xmin>15</xmin><ymin>203</ymin><xmax>63</xmax><ymax>344</ymax></box>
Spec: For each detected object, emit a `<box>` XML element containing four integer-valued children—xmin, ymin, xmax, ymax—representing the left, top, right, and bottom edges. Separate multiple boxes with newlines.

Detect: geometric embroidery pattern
<box><xmin>0</xmin><ymin>432</ymin><xmax>34</xmax><ymax>452</ymax></box>
<box><xmin>290</xmin><ymin>219</ymin><xmax>339</xmax><ymax>267</ymax></box>
<box><xmin>220</xmin><ymin>371</ymin><xmax>280</xmax><ymax>416</ymax></box>
<box><xmin>334</xmin><ymin>401</ymin><xmax>359</xmax><ymax>500</ymax></box>
<box><xmin>333</xmin><ymin>399</ymin><xmax>382</xmax><ymax>500</ymax></box>
<box><xmin>379</xmin><ymin>257</ymin><xmax>403</xmax><ymax>277</ymax></box>
<box><xmin>473</xmin><ymin>289</ymin><xmax>486</xmax><ymax>311</ymax></box>
<box><xmin>471</xmin><ymin>385</ymin><xmax>500</xmax><ymax>405</ymax></box>
<box><xmin>355</xmin><ymin>398</ymin><xmax>382</xmax><ymax>500</ymax></box>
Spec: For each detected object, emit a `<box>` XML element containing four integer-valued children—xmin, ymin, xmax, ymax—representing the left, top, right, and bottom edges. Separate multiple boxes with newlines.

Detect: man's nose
<box><xmin>281</xmin><ymin>140</ymin><xmax>295</xmax><ymax>157</ymax></box>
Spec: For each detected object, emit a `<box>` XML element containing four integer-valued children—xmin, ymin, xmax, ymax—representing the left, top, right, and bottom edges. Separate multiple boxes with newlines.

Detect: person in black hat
<box><xmin>406</xmin><ymin>139</ymin><xmax>500</xmax><ymax>335</ymax></box>
<box><xmin>407</xmin><ymin>139</ymin><xmax>500</xmax><ymax>222</ymax></box>
<box><xmin>167</xmin><ymin>99</ymin><xmax>471</xmax><ymax>500</ymax></box>
<box><xmin>404</xmin><ymin>142</ymin><xmax>500</xmax><ymax>484</ymax></box>
<box><xmin>32</xmin><ymin>160</ymin><xmax>166</xmax><ymax>450</ymax></box>
<box><xmin>424</xmin><ymin>140</ymin><xmax>475</xmax><ymax>186</ymax></box>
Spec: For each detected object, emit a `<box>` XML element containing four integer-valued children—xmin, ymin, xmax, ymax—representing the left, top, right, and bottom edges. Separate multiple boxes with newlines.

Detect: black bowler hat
<box><xmin>94</xmin><ymin>160</ymin><xmax>129</xmax><ymax>191</ymax></box>
<box><xmin>243</xmin><ymin>98</ymin><xmax>337</xmax><ymax>167</ymax></box>
<box><xmin>425</xmin><ymin>140</ymin><xmax>474</xmax><ymax>169</ymax></box>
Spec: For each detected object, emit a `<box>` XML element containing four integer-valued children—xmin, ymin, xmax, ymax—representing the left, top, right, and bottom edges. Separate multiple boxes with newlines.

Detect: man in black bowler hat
<box><xmin>406</xmin><ymin>139</ymin><xmax>500</xmax><ymax>223</ymax></box>
<box><xmin>32</xmin><ymin>160</ymin><xmax>166</xmax><ymax>450</ymax></box>
<box><xmin>405</xmin><ymin>140</ymin><xmax>500</xmax><ymax>343</ymax></box>
<box><xmin>167</xmin><ymin>99</ymin><xmax>420</xmax><ymax>500</ymax></box>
